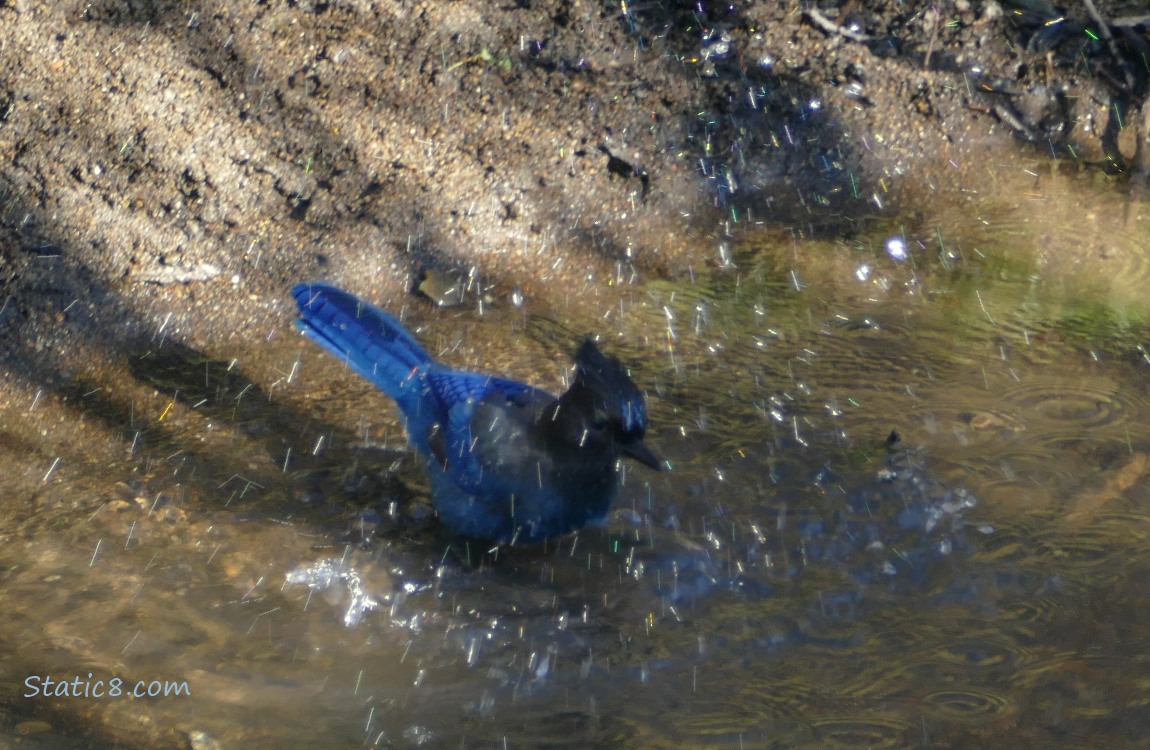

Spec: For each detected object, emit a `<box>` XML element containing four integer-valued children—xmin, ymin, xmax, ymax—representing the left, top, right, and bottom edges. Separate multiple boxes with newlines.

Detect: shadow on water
<box><xmin>125</xmin><ymin>342</ymin><xmax>416</xmax><ymax>518</ymax></box>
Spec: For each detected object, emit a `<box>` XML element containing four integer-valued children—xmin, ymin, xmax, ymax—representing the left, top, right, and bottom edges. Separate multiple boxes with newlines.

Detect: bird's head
<box><xmin>571</xmin><ymin>339</ymin><xmax>662</xmax><ymax>470</ymax></box>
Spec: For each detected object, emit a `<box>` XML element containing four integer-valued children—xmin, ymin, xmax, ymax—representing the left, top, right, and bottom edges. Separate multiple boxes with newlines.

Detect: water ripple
<box><xmin>808</xmin><ymin>715</ymin><xmax>913</xmax><ymax>748</ymax></box>
<box><xmin>998</xmin><ymin>377</ymin><xmax>1131</xmax><ymax>432</ymax></box>
<box><xmin>922</xmin><ymin>688</ymin><xmax>1015</xmax><ymax>724</ymax></box>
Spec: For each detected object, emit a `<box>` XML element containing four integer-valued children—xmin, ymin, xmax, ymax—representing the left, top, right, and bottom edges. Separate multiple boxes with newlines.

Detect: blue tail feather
<box><xmin>292</xmin><ymin>283</ymin><xmax>433</xmax><ymax>403</ymax></box>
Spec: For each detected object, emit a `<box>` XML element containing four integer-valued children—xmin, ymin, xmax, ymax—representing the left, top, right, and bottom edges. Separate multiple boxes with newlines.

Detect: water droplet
<box><xmin>403</xmin><ymin>726</ymin><xmax>433</xmax><ymax>746</ymax></box>
<box><xmin>534</xmin><ymin>651</ymin><xmax>551</xmax><ymax>680</ymax></box>
<box><xmin>886</xmin><ymin>236</ymin><xmax>908</xmax><ymax>261</ymax></box>
<box><xmin>717</xmin><ymin>241</ymin><xmax>734</xmax><ymax>269</ymax></box>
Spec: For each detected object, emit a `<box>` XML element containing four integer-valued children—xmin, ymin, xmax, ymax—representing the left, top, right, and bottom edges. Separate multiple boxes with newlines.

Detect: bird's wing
<box><xmin>423</xmin><ymin>370</ymin><xmax>553</xmax><ymax>493</ymax></box>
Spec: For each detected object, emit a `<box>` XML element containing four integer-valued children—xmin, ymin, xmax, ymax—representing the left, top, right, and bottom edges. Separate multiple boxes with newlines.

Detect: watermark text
<box><xmin>24</xmin><ymin>674</ymin><xmax>189</xmax><ymax>699</ymax></box>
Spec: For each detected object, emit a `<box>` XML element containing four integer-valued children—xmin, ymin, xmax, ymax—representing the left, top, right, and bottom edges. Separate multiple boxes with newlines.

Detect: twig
<box><xmin>804</xmin><ymin>8</ymin><xmax>873</xmax><ymax>43</ymax></box>
<box><xmin>1081</xmin><ymin>0</ymin><xmax>1136</xmax><ymax>93</ymax></box>
<box><xmin>923</xmin><ymin>5</ymin><xmax>940</xmax><ymax>71</ymax></box>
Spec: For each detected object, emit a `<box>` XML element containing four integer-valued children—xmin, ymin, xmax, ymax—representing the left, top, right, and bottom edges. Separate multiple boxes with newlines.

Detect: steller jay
<box><xmin>292</xmin><ymin>282</ymin><xmax>662</xmax><ymax>544</ymax></box>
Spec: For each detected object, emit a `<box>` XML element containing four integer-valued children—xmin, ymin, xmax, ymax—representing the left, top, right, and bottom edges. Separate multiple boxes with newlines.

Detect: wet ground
<box><xmin>4</xmin><ymin>157</ymin><xmax>1150</xmax><ymax>748</ymax></box>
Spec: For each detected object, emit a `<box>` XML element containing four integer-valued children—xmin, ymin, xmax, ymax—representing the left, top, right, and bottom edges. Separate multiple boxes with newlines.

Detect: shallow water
<box><xmin>5</xmin><ymin>163</ymin><xmax>1150</xmax><ymax>748</ymax></box>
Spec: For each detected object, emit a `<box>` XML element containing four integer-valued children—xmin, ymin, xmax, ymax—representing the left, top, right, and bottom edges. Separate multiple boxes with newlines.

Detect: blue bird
<box><xmin>292</xmin><ymin>282</ymin><xmax>662</xmax><ymax>543</ymax></box>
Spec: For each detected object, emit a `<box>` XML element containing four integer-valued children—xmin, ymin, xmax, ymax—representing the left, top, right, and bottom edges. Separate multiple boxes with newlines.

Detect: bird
<box><xmin>291</xmin><ymin>282</ymin><xmax>662</xmax><ymax>544</ymax></box>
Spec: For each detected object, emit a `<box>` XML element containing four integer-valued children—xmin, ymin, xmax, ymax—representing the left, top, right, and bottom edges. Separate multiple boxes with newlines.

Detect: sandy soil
<box><xmin>0</xmin><ymin>0</ymin><xmax>1142</xmax><ymax>369</ymax></box>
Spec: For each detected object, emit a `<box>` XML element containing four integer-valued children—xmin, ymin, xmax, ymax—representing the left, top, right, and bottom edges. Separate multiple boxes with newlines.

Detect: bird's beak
<box><xmin>623</xmin><ymin>439</ymin><xmax>663</xmax><ymax>471</ymax></box>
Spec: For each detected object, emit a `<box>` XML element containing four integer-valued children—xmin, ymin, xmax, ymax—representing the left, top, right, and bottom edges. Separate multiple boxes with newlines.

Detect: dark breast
<box><xmin>468</xmin><ymin>391</ymin><xmax>622</xmax><ymax>537</ymax></box>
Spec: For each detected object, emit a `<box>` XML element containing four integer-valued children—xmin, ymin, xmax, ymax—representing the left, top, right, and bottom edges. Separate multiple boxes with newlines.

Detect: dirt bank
<box><xmin>0</xmin><ymin>0</ymin><xmax>1141</xmax><ymax>365</ymax></box>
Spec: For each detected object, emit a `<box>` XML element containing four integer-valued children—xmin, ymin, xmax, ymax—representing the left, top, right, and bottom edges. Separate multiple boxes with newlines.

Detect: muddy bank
<box><xmin>0</xmin><ymin>0</ymin><xmax>1143</xmax><ymax>362</ymax></box>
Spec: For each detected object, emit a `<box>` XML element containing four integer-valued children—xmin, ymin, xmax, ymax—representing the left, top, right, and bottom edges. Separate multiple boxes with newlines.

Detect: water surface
<box><xmin>3</xmin><ymin>161</ymin><xmax>1150</xmax><ymax>748</ymax></box>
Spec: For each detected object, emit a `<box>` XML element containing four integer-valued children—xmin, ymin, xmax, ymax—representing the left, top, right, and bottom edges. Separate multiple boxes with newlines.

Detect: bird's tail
<box><xmin>292</xmin><ymin>283</ymin><xmax>433</xmax><ymax>404</ymax></box>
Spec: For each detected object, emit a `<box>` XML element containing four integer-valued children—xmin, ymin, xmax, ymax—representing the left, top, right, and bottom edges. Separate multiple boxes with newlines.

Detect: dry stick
<box><xmin>803</xmin><ymin>8</ymin><xmax>873</xmax><ymax>43</ymax></box>
<box><xmin>923</xmin><ymin>4</ymin><xmax>940</xmax><ymax>71</ymax></box>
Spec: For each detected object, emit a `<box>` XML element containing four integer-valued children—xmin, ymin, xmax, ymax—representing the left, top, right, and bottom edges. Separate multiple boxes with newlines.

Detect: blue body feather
<box><xmin>292</xmin><ymin>283</ymin><xmax>660</xmax><ymax>543</ymax></box>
